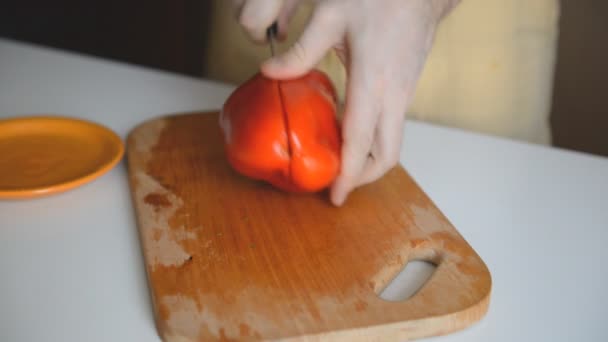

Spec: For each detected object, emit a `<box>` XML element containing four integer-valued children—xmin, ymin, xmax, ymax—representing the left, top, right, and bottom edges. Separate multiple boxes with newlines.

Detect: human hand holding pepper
<box><xmin>231</xmin><ymin>0</ymin><xmax>460</xmax><ymax>206</ymax></box>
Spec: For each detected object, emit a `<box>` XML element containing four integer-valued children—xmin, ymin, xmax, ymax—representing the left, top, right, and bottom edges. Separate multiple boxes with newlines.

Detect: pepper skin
<box><xmin>219</xmin><ymin>70</ymin><xmax>341</xmax><ymax>193</ymax></box>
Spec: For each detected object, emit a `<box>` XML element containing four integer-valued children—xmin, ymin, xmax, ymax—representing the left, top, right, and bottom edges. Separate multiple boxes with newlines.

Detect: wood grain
<box><xmin>126</xmin><ymin>111</ymin><xmax>492</xmax><ymax>342</ymax></box>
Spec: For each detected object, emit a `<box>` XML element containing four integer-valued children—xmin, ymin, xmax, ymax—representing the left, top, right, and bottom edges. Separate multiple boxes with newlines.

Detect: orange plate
<box><xmin>0</xmin><ymin>116</ymin><xmax>124</xmax><ymax>199</ymax></box>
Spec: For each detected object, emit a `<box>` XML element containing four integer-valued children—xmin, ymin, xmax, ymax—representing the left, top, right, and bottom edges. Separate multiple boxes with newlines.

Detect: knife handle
<box><xmin>266</xmin><ymin>21</ymin><xmax>279</xmax><ymax>56</ymax></box>
<box><xmin>266</xmin><ymin>21</ymin><xmax>279</xmax><ymax>40</ymax></box>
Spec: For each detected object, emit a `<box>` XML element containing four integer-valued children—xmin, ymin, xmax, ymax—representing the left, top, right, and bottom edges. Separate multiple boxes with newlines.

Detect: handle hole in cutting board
<box><xmin>378</xmin><ymin>260</ymin><xmax>437</xmax><ymax>302</ymax></box>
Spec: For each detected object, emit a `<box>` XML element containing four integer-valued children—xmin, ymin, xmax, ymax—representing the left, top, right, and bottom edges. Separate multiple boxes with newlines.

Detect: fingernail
<box><xmin>331</xmin><ymin>191</ymin><xmax>346</xmax><ymax>207</ymax></box>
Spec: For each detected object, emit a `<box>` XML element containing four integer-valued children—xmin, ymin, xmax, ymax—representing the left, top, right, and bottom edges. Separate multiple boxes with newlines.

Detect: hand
<box><xmin>233</xmin><ymin>0</ymin><xmax>459</xmax><ymax>206</ymax></box>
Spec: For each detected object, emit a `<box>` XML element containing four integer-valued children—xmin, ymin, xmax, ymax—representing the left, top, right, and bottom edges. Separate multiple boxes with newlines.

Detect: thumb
<box><xmin>261</xmin><ymin>5</ymin><xmax>344</xmax><ymax>79</ymax></box>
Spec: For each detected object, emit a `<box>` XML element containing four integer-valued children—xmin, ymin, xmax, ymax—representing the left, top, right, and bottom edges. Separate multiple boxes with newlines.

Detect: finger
<box><xmin>330</xmin><ymin>54</ymin><xmax>380</xmax><ymax>206</ymax></box>
<box><xmin>261</xmin><ymin>3</ymin><xmax>344</xmax><ymax>79</ymax></box>
<box><xmin>357</xmin><ymin>83</ymin><xmax>410</xmax><ymax>187</ymax></box>
<box><xmin>276</xmin><ymin>0</ymin><xmax>302</xmax><ymax>40</ymax></box>
<box><xmin>238</xmin><ymin>0</ymin><xmax>284</xmax><ymax>43</ymax></box>
<box><xmin>356</xmin><ymin>111</ymin><xmax>405</xmax><ymax>187</ymax></box>
<box><xmin>332</xmin><ymin>41</ymin><xmax>349</xmax><ymax>66</ymax></box>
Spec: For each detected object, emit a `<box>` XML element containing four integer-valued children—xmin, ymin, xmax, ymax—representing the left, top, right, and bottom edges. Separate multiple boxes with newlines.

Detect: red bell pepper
<box><xmin>220</xmin><ymin>70</ymin><xmax>341</xmax><ymax>193</ymax></box>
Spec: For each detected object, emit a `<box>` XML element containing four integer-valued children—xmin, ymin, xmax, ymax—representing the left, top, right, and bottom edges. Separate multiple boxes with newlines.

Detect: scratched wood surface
<box><xmin>126</xmin><ymin>111</ymin><xmax>492</xmax><ymax>342</ymax></box>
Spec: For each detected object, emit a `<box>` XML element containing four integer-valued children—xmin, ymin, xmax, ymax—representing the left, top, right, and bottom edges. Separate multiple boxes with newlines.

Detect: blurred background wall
<box><xmin>1</xmin><ymin>0</ymin><xmax>606</xmax><ymax>157</ymax></box>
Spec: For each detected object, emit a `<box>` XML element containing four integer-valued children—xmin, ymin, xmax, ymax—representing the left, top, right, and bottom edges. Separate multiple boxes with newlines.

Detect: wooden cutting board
<box><xmin>126</xmin><ymin>111</ymin><xmax>491</xmax><ymax>342</ymax></box>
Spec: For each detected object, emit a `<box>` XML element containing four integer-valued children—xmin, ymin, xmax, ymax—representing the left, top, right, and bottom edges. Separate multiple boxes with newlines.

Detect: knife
<box><xmin>266</xmin><ymin>22</ymin><xmax>278</xmax><ymax>57</ymax></box>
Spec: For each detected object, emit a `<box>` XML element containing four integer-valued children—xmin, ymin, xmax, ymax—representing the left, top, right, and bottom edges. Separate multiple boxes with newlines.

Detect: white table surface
<box><xmin>1</xmin><ymin>37</ymin><xmax>607</xmax><ymax>342</ymax></box>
